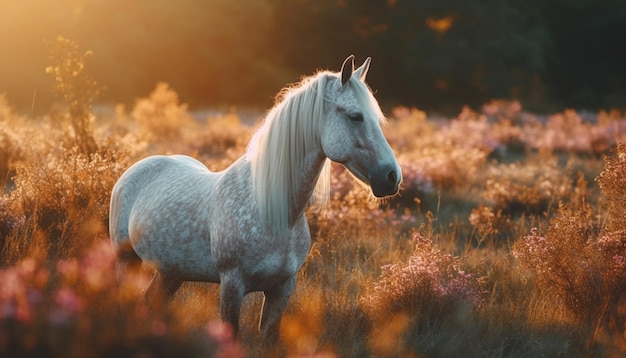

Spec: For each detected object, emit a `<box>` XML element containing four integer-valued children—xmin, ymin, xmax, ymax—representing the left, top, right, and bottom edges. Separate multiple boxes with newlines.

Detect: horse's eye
<box><xmin>348</xmin><ymin>112</ymin><xmax>364</xmax><ymax>122</ymax></box>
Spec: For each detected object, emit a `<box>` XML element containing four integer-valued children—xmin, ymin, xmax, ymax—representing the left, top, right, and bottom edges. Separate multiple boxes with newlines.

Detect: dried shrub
<box><xmin>3</xmin><ymin>146</ymin><xmax>132</xmax><ymax>262</ymax></box>
<box><xmin>513</xmin><ymin>219</ymin><xmax>592</xmax><ymax>317</ymax></box>
<box><xmin>190</xmin><ymin>112</ymin><xmax>252</xmax><ymax>170</ymax></box>
<box><xmin>310</xmin><ymin>164</ymin><xmax>416</xmax><ymax>240</ymax></box>
<box><xmin>45</xmin><ymin>36</ymin><xmax>100</xmax><ymax>155</ymax></box>
<box><xmin>131</xmin><ymin>82</ymin><xmax>193</xmax><ymax>140</ymax></box>
<box><xmin>385</xmin><ymin>107</ymin><xmax>432</xmax><ymax>153</ymax></box>
<box><xmin>468</xmin><ymin>205</ymin><xmax>513</xmax><ymax>245</ymax></box>
<box><xmin>482</xmin><ymin>99</ymin><xmax>523</xmax><ymax>121</ymax></box>
<box><xmin>596</xmin><ymin>143</ymin><xmax>626</xmax><ymax>230</ymax></box>
<box><xmin>521</xmin><ymin>109</ymin><xmax>626</xmax><ymax>154</ymax></box>
<box><xmin>514</xmin><ymin>221</ymin><xmax>626</xmax><ymax>343</ymax></box>
<box><xmin>390</xmin><ymin>108</ymin><xmax>492</xmax><ymax>192</ymax></box>
<box><xmin>482</xmin><ymin>152</ymin><xmax>573</xmax><ymax>216</ymax></box>
<box><xmin>513</xmin><ymin>146</ymin><xmax>626</xmax><ymax>345</ymax></box>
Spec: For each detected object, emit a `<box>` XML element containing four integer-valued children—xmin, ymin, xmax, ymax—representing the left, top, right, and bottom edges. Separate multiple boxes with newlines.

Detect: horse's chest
<box><xmin>247</xmin><ymin>250</ymin><xmax>301</xmax><ymax>290</ymax></box>
<box><xmin>213</xmin><ymin>213</ymin><xmax>310</xmax><ymax>291</ymax></box>
<box><xmin>236</xmin><ymin>228</ymin><xmax>308</xmax><ymax>282</ymax></box>
<box><xmin>210</xmin><ymin>166</ymin><xmax>311</xmax><ymax>290</ymax></box>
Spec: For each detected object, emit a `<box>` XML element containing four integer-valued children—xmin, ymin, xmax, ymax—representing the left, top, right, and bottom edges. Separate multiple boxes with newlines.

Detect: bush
<box><xmin>2</xmin><ymin>146</ymin><xmax>133</xmax><ymax>263</ymax></box>
<box><xmin>363</xmin><ymin>230</ymin><xmax>484</xmax><ymax>314</ymax></box>
<box><xmin>131</xmin><ymin>82</ymin><xmax>193</xmax><ymax>141</ymax></box>
<box><xmin>513</xmin><ymin>145</ymin><xmax>626</xmax><ymax>346</ymax></box>
<box><xmin>361</xmin><ymin>228</ymin><xmax>486</xmax><ymax>356</ymax></box>
<box><xmin>482</xmin><ymin>152</ymin><xmax>574</xmax><ymax>216</ymax></box>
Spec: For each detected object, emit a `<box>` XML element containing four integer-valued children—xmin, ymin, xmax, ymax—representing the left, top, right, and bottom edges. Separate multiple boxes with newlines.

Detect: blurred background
<box><xmin>1</xmin><ymin>0</ymin><xmax>625</xmax><ymax>114</ymax></box>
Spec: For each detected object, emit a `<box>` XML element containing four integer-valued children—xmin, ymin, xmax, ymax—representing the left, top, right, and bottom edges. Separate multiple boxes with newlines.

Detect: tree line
<box><xmin>1</xmin><ymin>0</ymin><xmax>625</xmax><ymax>113</ymax></box>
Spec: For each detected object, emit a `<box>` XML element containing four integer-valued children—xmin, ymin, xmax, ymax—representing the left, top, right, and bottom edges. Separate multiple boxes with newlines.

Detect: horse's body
<box><xmin>109</xmin><ymin>56</ymin><xmax>401</xmax><ymax>340</ymax></box>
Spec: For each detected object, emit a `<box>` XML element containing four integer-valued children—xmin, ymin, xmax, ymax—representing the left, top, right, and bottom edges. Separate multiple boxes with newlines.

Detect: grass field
<box><xmin>1</xmin><ymin>47</ymin><xmax>626</xmax><ymax>357</ymax></box>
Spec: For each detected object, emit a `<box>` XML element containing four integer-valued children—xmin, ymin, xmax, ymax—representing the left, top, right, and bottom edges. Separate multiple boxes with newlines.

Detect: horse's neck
<box><xmin>289</xmin><ymin>149</ymin><xmax>327</xmax><ymax>226</ymax></box>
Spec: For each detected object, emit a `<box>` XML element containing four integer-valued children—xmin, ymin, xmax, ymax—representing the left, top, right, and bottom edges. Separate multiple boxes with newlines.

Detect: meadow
<box><xmin>1</xmin><ymin>44</ymin><xmax>626</xmax><ymax>357</ymax></box>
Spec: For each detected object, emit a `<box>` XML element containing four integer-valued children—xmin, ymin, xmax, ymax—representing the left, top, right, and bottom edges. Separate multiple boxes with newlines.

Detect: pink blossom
<box><xmin>79</xmin><ymin>241</ymin><xmax>117</xmax><ymax>291</ymax></box>
<box><xmin>366</xmin><ymin>233</ymin><xmax>484</xmax><ymax>312</ymax></box>
<box><xmin>0</xmin><ymin>259</ymin><xmax>45</xmax><ymax>322</ymax></box>
<box><xmin>206</xmin><ymin>321</ymin><xmax>243</xmax><ymax>358</ymax></box>
<box><xmin>151</xmin><ymin>320</ymin><xmax>167</xmax><ymax>336</ymax></box>
<box><xmin>49</xmin><ymin>287</ymin><xmax>84</xmax><ymax>325</ymax></box>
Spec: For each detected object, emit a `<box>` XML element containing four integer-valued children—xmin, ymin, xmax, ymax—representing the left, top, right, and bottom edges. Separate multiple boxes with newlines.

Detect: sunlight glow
<box><xmin>426</xmin><ymin>15</ymin><xmax>454</xmax><ymax>34</ymax></box>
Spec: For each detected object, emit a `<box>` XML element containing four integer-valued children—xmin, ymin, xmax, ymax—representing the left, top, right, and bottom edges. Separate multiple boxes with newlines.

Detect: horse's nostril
<box><xmin>387</xmin><ymin>170</ymin><xmax>397</xmax><ymax>185</ymax></box>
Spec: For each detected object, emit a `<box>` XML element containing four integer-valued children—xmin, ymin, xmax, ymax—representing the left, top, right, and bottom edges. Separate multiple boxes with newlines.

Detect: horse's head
<box><xmin>321</xmin><ymin>55</ymin><xmax>402</xmax><ymax>198</ymax></box>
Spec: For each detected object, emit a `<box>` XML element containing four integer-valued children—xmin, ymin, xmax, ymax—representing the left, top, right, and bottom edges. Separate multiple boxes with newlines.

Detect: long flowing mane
<box><xmin>246</xmin><ymin>71</ymin><xmax>335</xmax><ymax>231</ymax></box>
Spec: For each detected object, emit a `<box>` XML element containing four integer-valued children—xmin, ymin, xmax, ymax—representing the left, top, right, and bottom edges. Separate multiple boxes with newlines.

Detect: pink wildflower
<box><xmin>206</xmin><ymin>321</ymin><xmax>243</xmax><ymax>358</ymax></box>
<box><xmin>80</xmin><ymin>241</ymin><xmax>117</xmax><ymax>291</ymax></box>
<box><xmin>0</xmin><ymin>259</ymin><xmax>45</xmax><ymax>322</ymax></box>
<box><xmin>49</xmin><ymin>287</ymin><xmax>84</xmax><ymax>325</ymax></box>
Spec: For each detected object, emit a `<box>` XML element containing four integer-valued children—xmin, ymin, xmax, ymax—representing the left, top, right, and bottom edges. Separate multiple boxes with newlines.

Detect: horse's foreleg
<box><xmin>145</xmin><ymin>271</ymin><xmax>183</xmax><ymax>309</ymax></box>
<box><xmin>220</xmin><ymin>273</ymin><xmax>245</xmax><ymax>336</ymax></box>
<box><xmin>259</xmin><ymin>275</ymin><xmax>296</xmax><ymax>344</ymax></box>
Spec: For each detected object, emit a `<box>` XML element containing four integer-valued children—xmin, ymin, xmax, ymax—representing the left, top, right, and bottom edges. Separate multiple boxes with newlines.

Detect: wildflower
<box><xmin>80</xmin><ymin>241</ymin><xmax>117</xmax><ymax>291</ymax></box>
<box><xmin>206</xmin><ymin>321</ymin><xmax>243</xmax><ymax>358</ymax></box>
<box><xmin>0</xmin><ymin>259</ymin><xmax>45</xmax><ymax>322</ymax></box>
<box><xmin>49</xmin><ymin>287</ymin><xmax>83</xmax><ymax>325</ymax></box>
<box><xmin>151</xmin><ymin>320</ymin><xmax>167</xmax><ymax>336</ymax></box>
<box><xmin>10</xmin><ymin>215</ymin><xmax>26</xmax><ymax>230</ymax></box>
<box><xmin>364</xmin><ymin>233</ymin><xmax>484</xmax><ymax>315</ymax></box>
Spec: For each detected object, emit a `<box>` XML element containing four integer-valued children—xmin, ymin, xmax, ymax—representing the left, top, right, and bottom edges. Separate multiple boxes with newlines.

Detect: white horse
<box><xmin>109</xmin><ymin>55</ymin><xmax>401</xmax><ymax>341</ymax></box>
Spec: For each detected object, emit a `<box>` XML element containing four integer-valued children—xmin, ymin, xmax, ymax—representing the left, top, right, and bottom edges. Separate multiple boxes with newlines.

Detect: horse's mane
<box><xmin>247</xmin><ymin>69</ymin><xmax>381</xmax><ymax>231</ymax></box>
<box><xmin>246</xmin><ymin>71</ymin><xmax>334</xmax><ymax>231</ymax></box>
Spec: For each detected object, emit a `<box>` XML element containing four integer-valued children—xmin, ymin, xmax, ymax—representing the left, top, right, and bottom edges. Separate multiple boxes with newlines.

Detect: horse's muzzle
<box><xmin>369</xmin><ymin>164</ymin><xmax>401</xmax><ymax>197</ymax></box>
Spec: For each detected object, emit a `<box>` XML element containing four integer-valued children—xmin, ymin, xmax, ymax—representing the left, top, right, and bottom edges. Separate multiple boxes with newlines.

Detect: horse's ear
<box><xmin>341</xmin><ymin>55</ymin><xmax>355</xmax><ymax>86</ymax></box>
<box><xmin>354</xmin><ymin>57</ymin><xmax>371</xmax><ymax>82</ymax></box>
